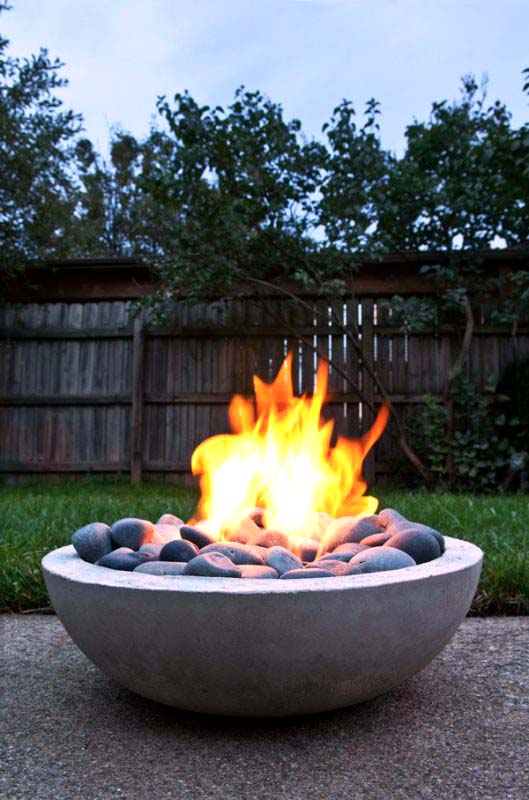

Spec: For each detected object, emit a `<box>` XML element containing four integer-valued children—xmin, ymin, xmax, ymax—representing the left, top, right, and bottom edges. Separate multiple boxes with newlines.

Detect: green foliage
<box><xmin>0</xmin><ymin>1</ymin><xmax>81</xmax><ymax>277</ymax></box>
<box><xmin>407</xmin><ymin>377</ymin><xmax>528</xmax><ymax>492</ymax></box>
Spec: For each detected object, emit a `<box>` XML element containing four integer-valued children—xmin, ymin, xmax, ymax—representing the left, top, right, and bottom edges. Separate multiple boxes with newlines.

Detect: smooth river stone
<box><xmin>183</xmin><ymin>553</ymin><xmax>241</xmax><ymax>578</ymax></box>
<box><xmin>265</xmin><ymin>546</ymin><xmax>302</xmax><ymax>575</ymax></box>
<box><xmin>238</xmin><ymin>565</ymin><xmax>279</xmax><ymax>579</ymax></box>
<box><xmin>134</xmin><ymin>561</ymin><xmax>186</xmax><ymax>576</ymax></box>
<box><xmin>151</xmin><ymin>524</ymin><xmax>182</xmax><ymax>544</ymax></box>
<box><xmin>361</xmin><ymin>531</ymin><xmax>393</xmax><ymax>547</ymax></box>
<box><xmin>156</xmin><ymin>513</ymin><xmax>184</xmax><ymax>527</ymax></box>
<box><xmin>224</xmin><ymin>517</ymin><xmax>261</xmax><ymax>544</ymax></box>
<box><xmin>312</xmin><ymin>559</ymin><xmax>357</xmax><ymax>576</ymax></box>
<box><xmin>377</xmin><ymin>508</ymin><xmax>408</xmax><ymax>528</ymax></box>
<box><xmin>200</xmin><ymin>542</ymin><xmax>265</xmax><ymax>565</ymax></box>
<box><xmin>139</xmin><ymin>543</ymin><xmax>164</xmax><ymax>558</ymax></box>
<box><xmin>179</xmin><ymin>525</ymin><xmax>216</xmax><ymax>548</ymax></box>
<box><xmin>248</xmin><ymin>507</ymin><xmax>266</xmax><ymax>528</ymax></box>
<box><xmin>71</xmin><ymin>522</ymin><xmax>113</xmax><ymax>564</ymax></box>
<box><xmin>385</xmin><ymin>522</ymin><xmax>445</xmax><ymax>554</ymax></box>
<box><xmin>110</xmin><ymin>518</ymin><xmax>155</xmax><ymax>550</ymax></box>
<box><xmin>160</xmin><ymin>539</ymin><xmax>199</xmax><ymax>563</ymax></box>
<box><xmin>298</xmin><ymin>537</ymin><xmax>320</xmax><ymax>562</ymax></box>
<box><xmin>384</xmin><ymin>530</ymin><xmax>441</xmax><ymax>564</ymax></box>
<box><xmin>280</xmin><ymin>567</ymin><xmax>335</xmax><ymax>579</ymax></box>
<box><xmin>96</xmin><ymin>548</ymin><xmax>155</xmax><ymax>571</ymax></box>
<box><xmin>329</xmin><ymin>542</ymin><xmax>368</xmax><ymax>559</ymax></box>
<box><xmin>349</xmin><ymin>546</ymin><xmax>416</xmax><ymax>573</ymax></box>
<box><xmin>323</xmin><ymin>515</ymin><xmax>381</xmax><ymax>551</ymax></box>
<box><xmin>251</xmin><ymin>529</ymin><xmax>290</xmax><ymax>549</ymax></box>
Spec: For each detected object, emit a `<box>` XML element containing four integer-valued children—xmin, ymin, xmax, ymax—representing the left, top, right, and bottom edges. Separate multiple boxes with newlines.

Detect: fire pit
<box><xmin>42</xmin><ymin>355</ymin><xmax>483</xmax><ymax>716</ymax></box>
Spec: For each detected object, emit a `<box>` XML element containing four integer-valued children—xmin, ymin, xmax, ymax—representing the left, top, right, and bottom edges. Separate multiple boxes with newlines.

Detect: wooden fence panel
<box><xmin>2</xmin><ymin>263</ymin><xmax>529</xmax><ymax>485</ymax></box>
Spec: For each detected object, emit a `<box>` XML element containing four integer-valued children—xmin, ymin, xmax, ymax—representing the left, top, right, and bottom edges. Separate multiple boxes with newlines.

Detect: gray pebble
<box><xmin>134</xmin><ymin>561</ymin><xmax>187</xmax><ymax>575</ymax></box>
<box><xmin>160</xmin><ymin>539</ymin><xmax>199</xmax><ymax>562</ymax></box>
<box><xmin>280</xmin><ymin>567</ymin><xmax>335</xmax><ymax>579</ymax></box>
<box><xmin>384</xmin><ymin>530</ymin><xmax>441</xmax><ymax>564</ymax></box>
<box><xmin>324</xmin><ymin>515</ymin><xmax>381</xmax><ymax>550</ymax></box>
<box><xmin>251</xmin><ymin>529</ymin><xmax>290</xmax><ymax>549</ymax></box>
<box><xmin>377</xmin><ymin>508</ymin><xmax>408</xmax><ymax>528</ymax></box>
<box><xmin>298</xmin><ymin>538</ymin><xmax>320</xmax><ymax>562</ymax></box>
<box><xmin>266</xmin><ymin>546</ymin><xmax>302</xmax><ymax>575</ymax></box>
<box><xmin>248</xmin><ymin>507</ymin><xmax>265</xmax><ymax>528</ymax></box>
<box><xmin>361</xmin><ymin>531</ymin><xmax>393</xmax><ymax>547</ymax></box>
<box><xmin>180</xmin><ymin>525</ymin><xmax>216</xmax><ymax>548</ymax></box>
<box><xmin>349</xmin><ymin>546</ymin><xmax>416</xmax><ymax>573</ymax></box>
<box><xmin>330</xmin><ymin>543</ymin><xmax>368</xmax><ymax>559</ymax></box>
<box><xmin>156</xmin><ymin>513</ymin><xmax>184</xmax><ymax>527</ymax></box>
<box><xmin>201</xmin><ymin>542</ymin><xmax>265</xmax><ymax>565</ymax></box>
<box><xmin>139</xmin><ymin>543</ymin><xmax>164</xmax><ymax>558</ymax></box>
<box><xmin>72</xmin><ymin>522</ymin><xmax>113</xmax><ymax>563</ymax></box>
<box><xmin>110</xmin><ymin>518</ymin><xmax>154</xmax><ymax>550</ymax></box>
<box><xmin>152</xmin><ymin>524</ymin><xmax>182</xmax><ymax>544</ymax></box>
<box><xmin>386</xmin><ymin>523</ymin><xmax>445</xmax><ymax>553</ymax></box>
<box><xmin>312</xmin><ymin>559</ymin><xmax>357</xmax><ymax>576</ymax></box>
<box><xmin>183</xmin><ymin>552</ymin><xmax>241</xmax><ymax>578</ymax></box>
<box><xmin>239</xmin><ymin>565</ymin><xmax>279</xmax><ymax>579</ymax></box>
<box><xmin>96</xmin><ymin>549</ymin><xmax>155</xmax><ymax>571</ymax></box>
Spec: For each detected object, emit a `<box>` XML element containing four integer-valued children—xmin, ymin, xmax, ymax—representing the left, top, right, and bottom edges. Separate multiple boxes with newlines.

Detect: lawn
<box><xmin>0</xmin><ymin>480</ymin><xmax>528</xmax><ymax>614</ymax></box>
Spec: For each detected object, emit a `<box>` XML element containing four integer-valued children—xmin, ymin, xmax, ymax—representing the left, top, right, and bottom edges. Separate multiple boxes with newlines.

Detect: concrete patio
<box><xmin>1</xmin><ymin>615</ymin><xmax>528</xmax><ymax>800</ymax></box>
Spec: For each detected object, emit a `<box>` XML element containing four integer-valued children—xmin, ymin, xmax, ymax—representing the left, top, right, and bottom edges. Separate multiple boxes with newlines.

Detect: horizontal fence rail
<box><xmin>1</xmin><ymin>255</ymin><xmax>528</xmax><ymax>485</ymax></box>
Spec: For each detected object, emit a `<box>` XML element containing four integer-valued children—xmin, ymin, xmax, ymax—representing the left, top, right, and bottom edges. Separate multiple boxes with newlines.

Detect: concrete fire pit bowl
<box><xmin>42</xmin><ymin>536</ymin><xmax>482</xmax><ymax>717</ymax></box>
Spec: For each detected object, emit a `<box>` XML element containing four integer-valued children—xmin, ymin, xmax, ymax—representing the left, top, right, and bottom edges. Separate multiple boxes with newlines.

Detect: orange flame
<box><xmin>190</xmin><ymin>354</ymin><xmax>389</xmax><ymax>543</ymax></box>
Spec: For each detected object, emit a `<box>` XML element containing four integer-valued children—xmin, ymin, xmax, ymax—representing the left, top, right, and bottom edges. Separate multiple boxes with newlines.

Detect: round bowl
<box><xmin>42</xmin><ymin>536</ymin><xmax>482</xmax><ymax>717</ymax></box>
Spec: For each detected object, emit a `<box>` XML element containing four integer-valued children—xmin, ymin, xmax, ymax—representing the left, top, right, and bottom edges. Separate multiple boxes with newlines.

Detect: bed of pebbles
<box><xmin>70</xmin><ymin>507</ymin><xmax>445</xmax><ymax>579</ymax></box>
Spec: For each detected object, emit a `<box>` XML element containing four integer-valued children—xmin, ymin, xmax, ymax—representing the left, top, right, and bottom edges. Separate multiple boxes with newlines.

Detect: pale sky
<box><xmin>3</xmin><ymin>0</ymin><xmax>528</xmax><ymax>155</ymax></box>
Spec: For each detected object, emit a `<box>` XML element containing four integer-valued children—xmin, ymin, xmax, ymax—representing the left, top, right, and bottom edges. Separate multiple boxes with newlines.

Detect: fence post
<box><xmin>131</xmin><ymin>312</ymin><xmax>145</xmax><ymax>485</ymax></box>
<box><xmin>362</xmin><ymin>298</ymin><xmax>376</xmax><ymax>489</ymax></box>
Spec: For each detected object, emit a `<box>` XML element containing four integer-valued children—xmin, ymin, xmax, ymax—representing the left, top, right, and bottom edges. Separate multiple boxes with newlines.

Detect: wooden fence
<box><xmin>1</xmin><ymin>254</ymin><xmax>528</xmax><ymax>485</ymax></box>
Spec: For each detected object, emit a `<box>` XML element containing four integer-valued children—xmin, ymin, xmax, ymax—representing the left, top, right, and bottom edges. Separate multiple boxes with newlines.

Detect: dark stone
<box><xmin>179</xmin><ymin>525</ymin><xmax>216</xmax><ymax>548</ymax></box>
<box><xmin>96</xmin><ymin>549</ymin><xmax>155</xmax><ymax>571</ymax></box>
<box><xmin>251</xmin><ymin>529</ymin><xmax>290</xmax><ymax>549</ymax></box>
<box><xmin>156</xmin><ymin>513</ymin><xmax>184</xmax><ymax>527</ymax></box>
<box><xmin>298</xmin><ymin>538</ymin><xmax>320</xmax><ymax>562</ymax></box>
<box><xmin>265</xmin><ymin>546</ymin><xmax>302</xmax><ymax>575</ymax></box>
<box><xmin>110</xmin><ymin>518</ymin><xmax>154</xmax><ymax>550</ymax></box>
<box><xmin>71</xmin><ymin>522</ymin><xmax>113</xmax><ymax>564</ymax></box>
<box><xmin>330</xmin><ymin>543</ymin><xmax>369</xmax><ymax>559</ymax></box>
<box><xmin>160</xmin><ymin>539</ymin><xmax>200</xmax><ymax>563</ymax></box>
<box><xmin>312</xmin><ymin>559</ymin><xmax>357</xmax><ymax>576</ymax></box>
<box><xmin>139</xmin><ymin>543</ymin><xmax>164</xmax><ymax>558</ymax></box>
<box><xmin>349</xmin><ymin>546</ymin><xmax>416</xmax><ymax>573</ymax></box>
<box><xmin>386</xmin><ymin>523</ymin><xmax>446</xmax><ymax>554</ymax></box>
<box><xmin>384</xmin><ymin>530</ymin><xmax>441</xmax><ymax>564</ymax></box>
<box><xmin>323</xmin><ymin>515</ymin><xmax>381</xmax><ymax>551</ymax></box>
<box><xmin>361</xmin><ymin>531</ymin><xmax>393</xmax><ymax>547</ymax></box>
<box><xmin>200</xmin><ymin>542</ymin><xmax>265</xmax><ymax>565</ymax></box>
<box><xmin>152</xmin><ymin>524</ymin><xmax>182</xmax><ymax>545</ymax></box>
<box><xmin>134</xmin><ymin>561</ymin><xmax>187</xmax><ymax>575</ymax></box>
<box><xmin>377</xmin><ymin>508</ymin><xmax>408</xmax><ymax>528</ymax></box>
<box><xmin>280</xmin><ymin>568</ymin><xmax>335</xmax><ymax>579</ymax></box>
<box><xmin>239</xmin><ymin>565</ymin><xmax>279</xmax><ymax>579</ymax></box>
<box><xmin>248</xmin><ymin>507</ymin><xmax>266</xmax><ymax>528</ymax></box>
<box><xmin>183</xmin><ymin>553</ymin><xmax>241</xmax><ymax>578</ymax></box>
<box><xmin>229</xmin><ymin>531</ymin><xmax>252</xmax><ymax>544</ymax></box>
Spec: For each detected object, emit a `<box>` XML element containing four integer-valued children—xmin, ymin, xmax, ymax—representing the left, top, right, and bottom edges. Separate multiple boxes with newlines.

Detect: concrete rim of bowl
<box><xmin>42</xmin><ymin>536</ymin><xmax>483</xmax><ymax>595</ymax></box>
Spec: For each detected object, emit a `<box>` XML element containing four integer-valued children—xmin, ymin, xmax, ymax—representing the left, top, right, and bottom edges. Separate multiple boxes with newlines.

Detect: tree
<box><xmin>138</xmin><ymin>80</ymin><xmax>528</xmax><ymax>486</ymax></box>
<box><xmin>0</xmin><ymin>1</ymin><xmax>81</xmax><ymax>278</ymax></box>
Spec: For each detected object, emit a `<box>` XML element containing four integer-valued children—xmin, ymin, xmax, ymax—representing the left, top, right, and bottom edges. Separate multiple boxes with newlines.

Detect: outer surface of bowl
<box><xmin>42</xmin><ymin>537</ymin><xmax>482</xmax><ymax>717</ymax></box>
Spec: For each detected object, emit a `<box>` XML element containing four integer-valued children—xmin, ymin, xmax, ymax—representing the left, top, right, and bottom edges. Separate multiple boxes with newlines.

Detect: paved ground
<box><xmin>1</xmin><ymin>616</ymin><xmax>528</xmax><ymax>800</ymax></box>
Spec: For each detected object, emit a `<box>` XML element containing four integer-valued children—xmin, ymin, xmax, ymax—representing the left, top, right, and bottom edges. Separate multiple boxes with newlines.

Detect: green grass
<box><xmin>0</xmin><ymin>480</ymin><xmax>528</xmax><ymax>614</ymax></box>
